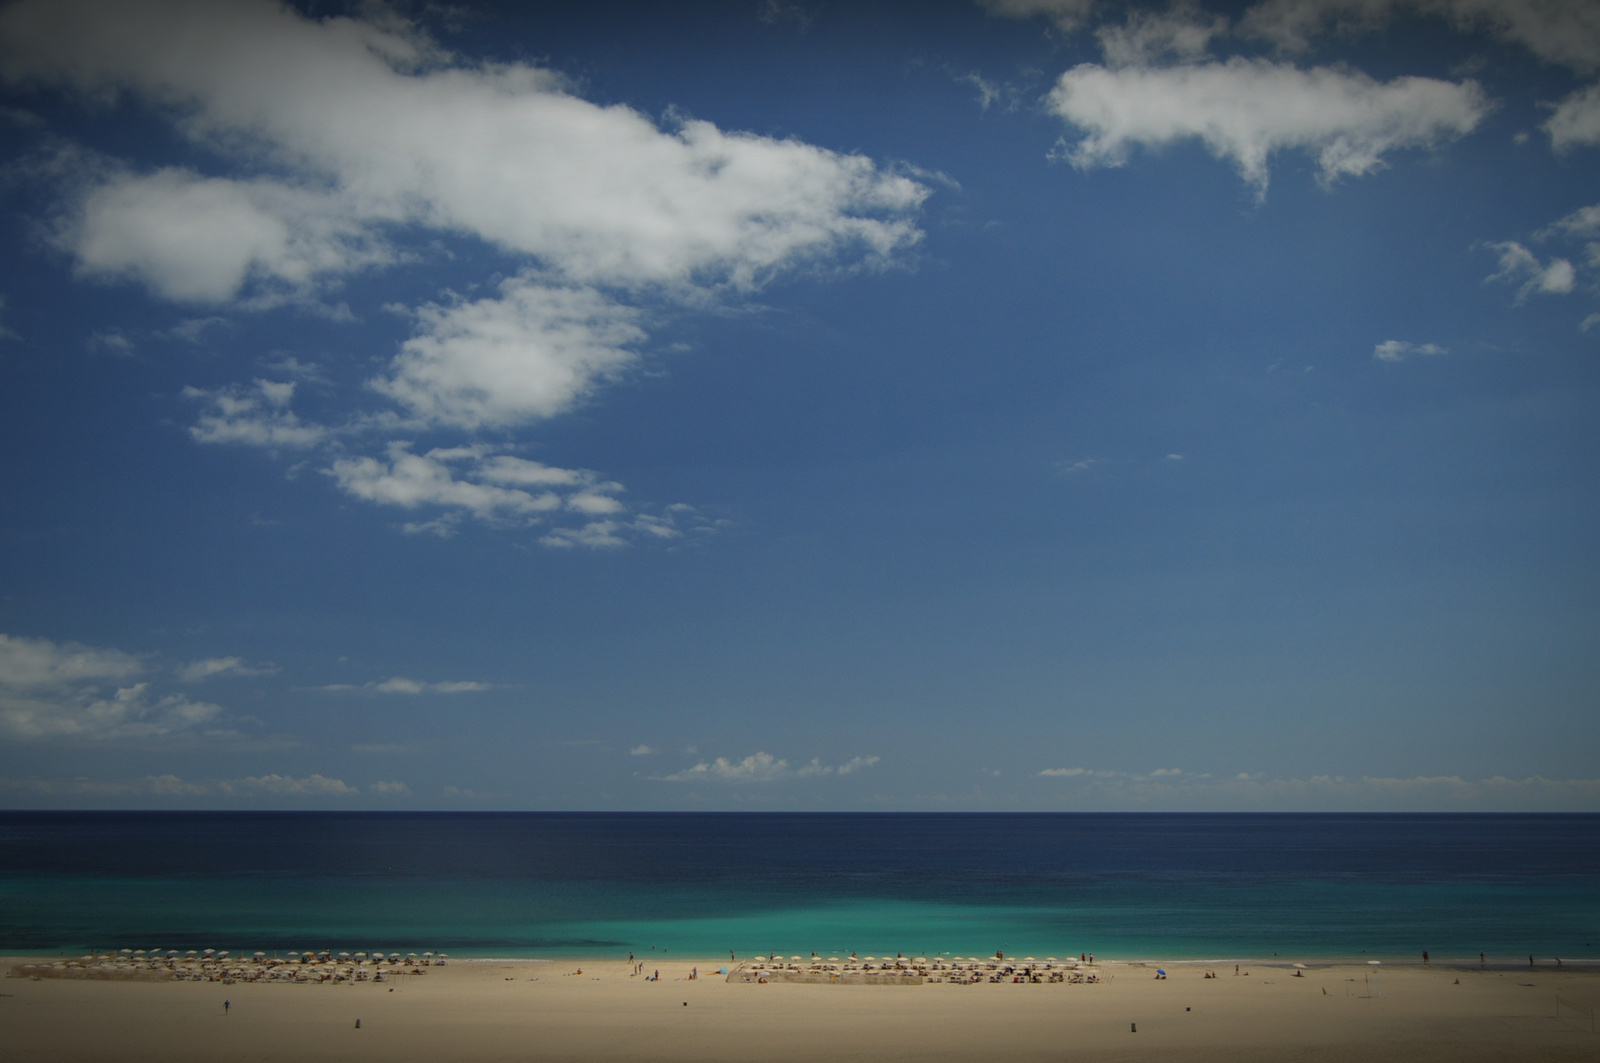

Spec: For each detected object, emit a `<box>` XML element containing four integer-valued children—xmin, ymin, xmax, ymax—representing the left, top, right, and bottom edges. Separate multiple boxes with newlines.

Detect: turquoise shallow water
<box><xmin>3</xmin><ymin>812</ymin><xmax>1597</xmax><ymax>961</ymax></box>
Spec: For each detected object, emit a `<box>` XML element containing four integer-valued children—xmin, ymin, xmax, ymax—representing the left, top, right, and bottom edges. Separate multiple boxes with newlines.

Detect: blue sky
<box><xmin>0</xmin><ymin>0</ymin><xmax>1597</xmax><ymax>810</ymax></box>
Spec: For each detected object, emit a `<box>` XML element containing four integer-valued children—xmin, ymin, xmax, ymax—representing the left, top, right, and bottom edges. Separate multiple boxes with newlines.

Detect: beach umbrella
<box><xmin>829</xmin><ymin>957</ymin><xmax>839</xmax><ymax>962</ymax></box>
<box><xmin>120</xmin><ymin>949</ymin><xmax>132</xmax><ymax>955</ymax></box>
<box><xmin>1293</xmin><ymin>963</ymin><xmax>1307</xmax><ymax>969</ymax></box>
<box><xmin>339</xmin><ymin>952</ymin><xmax>350</xmax><ymax>959</ymax></box>
<box><xmin>134</xmin><ymin>949</ymin><xmax>146</xmax><ymax>956</ymax></box>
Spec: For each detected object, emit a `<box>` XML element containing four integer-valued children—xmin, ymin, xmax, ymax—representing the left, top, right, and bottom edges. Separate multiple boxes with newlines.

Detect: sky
<box><xmin>0</xmin><ymin>0</ymin><xmax>1597</xmax><ymax>811</ymax></box>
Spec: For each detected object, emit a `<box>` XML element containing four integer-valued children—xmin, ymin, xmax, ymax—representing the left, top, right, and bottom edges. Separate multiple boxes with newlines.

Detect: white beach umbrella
<box><xmin>1293</xmin><ymin>963</ymin><xmax>1307</xmax><ymax>969</ymax></box>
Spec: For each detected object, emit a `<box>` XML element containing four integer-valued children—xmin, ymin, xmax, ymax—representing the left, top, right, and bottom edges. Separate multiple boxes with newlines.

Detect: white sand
<box><xmin>5</xmin><ymin>955</ymin><xmax>1598</xmax><ymax>1061</ymax></box>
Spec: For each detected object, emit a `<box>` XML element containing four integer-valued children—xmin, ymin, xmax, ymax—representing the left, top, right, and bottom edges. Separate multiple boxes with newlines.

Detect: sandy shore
<box><xmin>5</xmin><ymin>954</ymin><xmax>1597</xmax><ymax>1062</ymax></box>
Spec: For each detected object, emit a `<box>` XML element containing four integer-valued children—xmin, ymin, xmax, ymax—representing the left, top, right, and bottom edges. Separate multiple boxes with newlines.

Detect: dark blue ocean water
<box><xmin>2</xmin><ymin>813</ymin><xmax>1596</xmax><ymax>962</ymax></box>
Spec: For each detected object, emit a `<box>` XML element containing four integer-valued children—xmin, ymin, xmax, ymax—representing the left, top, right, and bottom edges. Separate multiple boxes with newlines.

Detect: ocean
<box><xmin>2</xmin><ymin>812</ymin><xmax>1596</xmax><ymax>963</ymax></box>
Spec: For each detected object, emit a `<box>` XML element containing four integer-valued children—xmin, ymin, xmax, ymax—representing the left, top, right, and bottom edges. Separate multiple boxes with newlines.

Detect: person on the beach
<box><xmin>223</xmin><ymin>1000</ymin><xmax>230</xmax><ymax>1015</ymax></box>
<box><xmin>1422</xmin><ymin>951</ymin><xmax>1429</xmax><ymax>964</ymax></box>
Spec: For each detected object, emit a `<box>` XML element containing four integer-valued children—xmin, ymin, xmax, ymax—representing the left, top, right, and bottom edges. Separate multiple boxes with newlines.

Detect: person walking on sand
<box><xmin>223</xmin><ymin>1000</ymin><xmax>230</xmax><ymax>1015</ymax></box>
<box><xmin>1423</xmin><ymin>951</ymin><xmax>1429</xmax><ymax>964</ymax></box>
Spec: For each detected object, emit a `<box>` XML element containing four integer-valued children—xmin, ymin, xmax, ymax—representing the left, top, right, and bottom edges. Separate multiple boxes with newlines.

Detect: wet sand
<box><xmin>4</xmin><ymin>955</ymin><xmax>1597</xmax><ymax>1061</ymax></box>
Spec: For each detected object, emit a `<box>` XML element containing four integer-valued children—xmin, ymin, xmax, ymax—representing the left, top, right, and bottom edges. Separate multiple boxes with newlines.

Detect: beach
<box><xmin>5</xmin><ymin>954</ymin><xmax>1597</xmax><ymax>1062</ymax></box>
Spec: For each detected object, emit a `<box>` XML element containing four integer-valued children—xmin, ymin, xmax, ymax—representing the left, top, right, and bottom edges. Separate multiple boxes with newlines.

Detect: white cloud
<box><xmin>1239</xmin><ymin>0</ymin><xmax>1600</xmax><ymax>73</ymax></box>
<box><xmin>836</xmin><ymin>754</ymin><xmax>881</xmax><ymax>775</ymax></box>
<box><xmin>0</xmin><ymin>685</ymin><xmax>221</xmax><ymax>747</ymax></box>
<box><xmin>1373</xmin><ymin>339</ymin><xmax>1448</xmax><ymax>361</ymax></box>
<box><xmin>0</xmin><ymin>0</ymin><xmax>928</xmax><ymax>541</ymax></box>
<box><xmin>65</xmin><ymin>168</ymin><xmax>393</xmax><ymax>304</ymax></box>
<box><xmin>329</xmin><ymin>676</ymin><xmax>496</xmax><ymax>695</ymax></box>
<box><xmin>0</xmin><ymin>633</ymin><xmax>230</xmax><ymax>742</ymax></box>
<box><xmin>0</xmin><ymin>0</ymin><xmax>924</xmax><ymax>300</ymax></box>
<box><xmin>658</xmin><ymin>751</ymin><xmax>879</xmax><ymax>782</ymax></box>
<box><xmin>661</xmin><ymin>752</ymin><xmax>792</xmax><ymax>782</ymax></box>
<box><xmin>323</xmin><ymin>442</ymin><xmax>696</xmax><ymax>546</ymax></box>
<box><xmin>176</xmin><ymin>655</ymin><xmax>278</xmax><ymax>682</ymax></box>
<box><xmin>1097</xmin><ymin>4</ymin><xmax>1228</xmax><ymax>67</ymax></box>
<box><xmin>976</xmin><ymin>0</ymin><xmax>1098</xmax><ymax>33</ymax></box>
<box><xmin>328</xmin><ymin>443</ymin><xmax>566</xmax><ymax>522</ymax></box>
<box><xmin>538</xmin><ymin>521</ymin><xmax>631</xmax><ymax>549</ymax></box>
<box><xmin>1047</xmin><ymin>57</ymin><xmax>1488</xmax><ymax>194</ymax></box>
<box><xmin>218</xmin><ymin>772</ymin><xmax>358</xmax><ymax>796</ymax></box>
<box><xmin>372</xmin><ymin>280</ymin><xmax>646</xmax><ymax>431</ymax></box>
<box><xmin>629</xmin><ymin>744</ymin><xmax>657</xmax><ymax>756</ymax></box>
<box><xmin>1546</xmin><ymin>83</ymin><xmax>1600</xmax><ymax>151</ymax></box>
<box><xmin>1485</xmin><ymin>241</ymin><xmax>1577</xmax><ymax>300</ymax></box>
<box><xmin>185</xmin><ymin>379</ymin><xmax>328</xmax><ymax>448</ymax></box>
<box><xmin>368</xmin><ymin>779</ymin><xmax>409</xmax><ymax>795</ymax></box>
<box><xmin>0</xmin><ymin>632</ymin><xmax>144</xmax><ymax>688</ymax></box>
<box><xmin>957</xmin><ymin>72</ymin><xmax>1003</xmax><ymax>110</ymax></box>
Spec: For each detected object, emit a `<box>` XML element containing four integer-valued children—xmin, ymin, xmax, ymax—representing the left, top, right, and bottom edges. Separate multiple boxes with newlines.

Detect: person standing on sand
<box><xmin>1423</xmin><ymin>951</ymin><xmax>1429</xmax><ymax>964</ymax></box>
<box><xmin>223</xmin><ymin>1000</ymin><xmax>230</xmax><ymax>1015</ymax></box>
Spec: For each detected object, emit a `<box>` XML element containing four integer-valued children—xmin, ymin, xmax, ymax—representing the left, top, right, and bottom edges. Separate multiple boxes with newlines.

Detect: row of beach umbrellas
<box><xmin>102</xmin><ymin>948</ymin><xmax>447</xmax><ymax>963</ymax></box>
